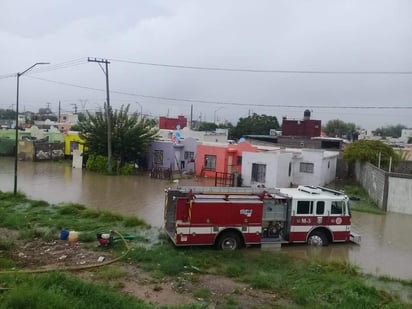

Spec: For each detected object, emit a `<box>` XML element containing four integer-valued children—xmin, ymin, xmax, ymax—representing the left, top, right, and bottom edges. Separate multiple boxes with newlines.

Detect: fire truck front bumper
<box><xmin>350</xmin><ymin>228</ymin><xmax>361</xmax><ymax>244</ymax></box>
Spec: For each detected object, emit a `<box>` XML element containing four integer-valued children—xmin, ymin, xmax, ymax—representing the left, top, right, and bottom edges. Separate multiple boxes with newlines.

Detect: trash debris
<box><xmin>97</xmin><ymin>256</ymin><xmax>105</xmax><ymax>262</ymax></box>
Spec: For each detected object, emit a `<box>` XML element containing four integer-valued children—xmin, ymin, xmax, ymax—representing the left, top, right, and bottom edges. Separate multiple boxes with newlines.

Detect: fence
<box><xmin>355</xmin><ymin>161</ymin><xmax>412</xmax><ymax>215</ymax></box>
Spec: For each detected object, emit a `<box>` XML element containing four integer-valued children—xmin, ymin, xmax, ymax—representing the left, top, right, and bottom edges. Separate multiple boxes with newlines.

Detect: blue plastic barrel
<box><xmin>60</xmin><ymin>229</ymin><xmax>69</xmax><ymax>240</ymax></box>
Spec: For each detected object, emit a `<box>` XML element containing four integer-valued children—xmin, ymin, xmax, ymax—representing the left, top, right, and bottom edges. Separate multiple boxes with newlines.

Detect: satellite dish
<box><xmin>239</xmin><ymin>137</ymin><xmax>246</xmax><ymax>142</ymax></box>
<box><xmin>175</xmin><ymin>132</ymin><xmax>181</xmax><ymax>140</ymax></box>
<box><xmin>176</xmin><ymin>124</ymin><xmax>181</xmax><ymax>130</ymax></box>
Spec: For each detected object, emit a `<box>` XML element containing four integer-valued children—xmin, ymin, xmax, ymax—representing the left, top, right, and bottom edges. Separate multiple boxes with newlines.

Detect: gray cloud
<box><xmin>0</xmin><ymin>0</ymin><xmax>411</xmax><ymax>129</ymax></box>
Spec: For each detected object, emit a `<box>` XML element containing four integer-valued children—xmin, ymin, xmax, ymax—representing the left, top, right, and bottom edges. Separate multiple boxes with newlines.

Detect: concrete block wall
<box><xmin>387</xmin><ymin>175</ymin><xmax>412</xmax><ymax>215</ymax></box>
<box><xmin>355</xmin><ymin>161</ymin><xmax>386</xmax><ymax>209</ymax></box>
<box><xmin>355</xmin><ymin>161</ymin><xmax>412</xmax><ymax>215</ymax></box>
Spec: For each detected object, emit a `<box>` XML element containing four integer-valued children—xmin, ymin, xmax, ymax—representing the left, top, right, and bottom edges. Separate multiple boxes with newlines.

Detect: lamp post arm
<box><xmin>19</xmin><ymin>62</ymin><xmax>49</xmax><ymax>76</ymax></box>
<box><xmin>13</xmin><ymin>61</ymin><xmax>49</xmax><ymax>194</ymax></box>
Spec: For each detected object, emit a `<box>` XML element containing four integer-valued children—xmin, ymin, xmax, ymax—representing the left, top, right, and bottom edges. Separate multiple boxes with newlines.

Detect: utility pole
<box><xmin>190</xmin><ymin>104</ymin><xmax>193</xmax><ymax>129</ymax></box>
<box><xmin>14</xmin><ymin>62</ymin><xmax>49</xmax><ymax>194</ymax></box>
<box><xmin>88</xmin><ymin>57</ymin><xmax>112</xmax><ymax>173</ymax></box>
<box><xmin>71</xmin><ymin>103</ymin><xmax>78</xmax><ymax>114</ymax></box>
<box><xmin>58</xmin><ymin>101</ymin><xmax>61</xmax><ymax>123</ymax></box>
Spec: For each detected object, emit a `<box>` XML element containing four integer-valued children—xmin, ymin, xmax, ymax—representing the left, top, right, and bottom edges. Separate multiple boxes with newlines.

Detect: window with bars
<box><xmin>184</xmin><ymin>151</ymin><xmax>194</xmax><ymax>160</ymax></box>
<box><xmin>204</xmin><ymin>155</ymin><xmax>216</xmax><ymax>170</ymax></box>
<box><xmin>299</xmin><ymin>162</ymin><xmax>314</xmax><ymax>173</ymax></box>
<box><xmin>251</xmin><ymin>163</ymin><xmax>266</xmax><ymax>183</ymax></box>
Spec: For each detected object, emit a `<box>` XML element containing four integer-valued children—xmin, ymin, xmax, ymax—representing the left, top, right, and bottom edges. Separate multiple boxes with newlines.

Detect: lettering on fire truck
<box><xmin>164</xmin><ymin>185</ymin><xmax>361</xmax><ymax>250</ymax></box>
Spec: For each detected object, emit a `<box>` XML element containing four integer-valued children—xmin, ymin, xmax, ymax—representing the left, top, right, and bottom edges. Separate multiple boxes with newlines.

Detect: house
<box><xmin>159</xmin><ymin>115</ymin><xmax>188</xmax><ymax>130</ymax></box>
<box><xmin>64</xmin><ymin>131</ymin><xmax>86</xmax><ymax>157</ymax></box>
<box><xmin>157</xmin><ymin>127</ymin><xmax>229</xmax><ymax>143</ymax></box>
<box><xmin>281</xmin><ymin>110</ymin><xmax>321</xmax><ymax>137</ymax></box>
<box><xmin>148</xmin><ymin>137</ymin><xmax>198</xmax><ymax>174</ymax></box>
<box><xmin>195</xmin><ymin>141</ymin><xmax>259</xmax><ymax>177</ymax></box>
<box><xmin>242</xmin><ymin>148</ymin><xmax>339</xmax><ymax>187</ymax></box>
<box><xmin>241</xmin><ymin>149</ymin><xmax>294</xmax><ymax>187</ymax></box>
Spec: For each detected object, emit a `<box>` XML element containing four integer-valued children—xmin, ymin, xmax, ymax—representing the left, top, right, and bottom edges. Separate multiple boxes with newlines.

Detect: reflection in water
<box><xmin>0</xmin><ymin>157</ymin><xmax>169</xmax><ymax>227</ymax></box>
<box><xmin>269</xmin><ymin>211</ymin><xmax>412</xmax><ymax>280</ymax></box>
<box><xmin>0</xmin><ymin>157</ymin><xmax>411</xmax><ymax>280</ymax></box>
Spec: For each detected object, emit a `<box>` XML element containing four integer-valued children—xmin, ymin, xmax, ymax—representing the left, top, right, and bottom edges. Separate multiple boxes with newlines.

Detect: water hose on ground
<box><xmin>0</xmin><ymin>230</ymin><xmax>131</xmax><ymax>275</ymax></box>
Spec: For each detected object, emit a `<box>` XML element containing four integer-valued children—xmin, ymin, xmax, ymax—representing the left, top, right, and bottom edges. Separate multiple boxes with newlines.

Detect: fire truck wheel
<box><xmin>216</xmin><ymin>232</ymin><xmax>241</xmax><ymax>250</ymax></box>
<box><xmin>307</xmin><ymin>230</ymin><xmax>328</xmax><ymax>247</ymax></box>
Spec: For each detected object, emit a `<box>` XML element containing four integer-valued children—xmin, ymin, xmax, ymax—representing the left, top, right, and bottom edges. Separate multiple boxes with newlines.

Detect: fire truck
<box><xmin>164</xmin><ymin>185</ymin><xmax>361</xmax><ymax>250</ymax></box>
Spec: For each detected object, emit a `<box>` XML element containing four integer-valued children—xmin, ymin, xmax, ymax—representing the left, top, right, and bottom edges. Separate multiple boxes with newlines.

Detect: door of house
<box><xmin>227</xmin><ymin>155</ymin><xmax>233</xmax><ymax>174</ymax></box>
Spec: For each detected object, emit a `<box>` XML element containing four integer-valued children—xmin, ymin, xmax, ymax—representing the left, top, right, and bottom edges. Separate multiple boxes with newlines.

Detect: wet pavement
<box><xmin>0</xmin><ymin>157</ymin><xmax>411</xmax><ymax>280</ymax></box>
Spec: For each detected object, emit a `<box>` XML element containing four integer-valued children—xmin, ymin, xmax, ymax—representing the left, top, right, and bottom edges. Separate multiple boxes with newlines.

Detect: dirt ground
<box><xmin>4</xmin><ymin>231</ymin><xmax>281</xmax><ymax>308</ymax></box>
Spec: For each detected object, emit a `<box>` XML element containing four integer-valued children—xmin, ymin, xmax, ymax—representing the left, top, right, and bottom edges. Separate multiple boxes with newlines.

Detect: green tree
<box><xmin>0</xmin><ymin>109</ymin><xmax>16</xmax><ymax>119</ymax></box>
<box><xmin>343</xmin><ymin>140</ymin><xmax>399</xmax><ymax>170</ymax></box>
<box><xmin>198</xmin><ymin>122</ymin><xmax>218</xmax><ymax>131</ymax></box>
<box><xmin>323</xmin><ymin>119</ymin><xmax>357</xmax><ymax>138</ymax></box>
<box><xmin>373</xmin><ymin>124</ymin><xmax>407</xmax><ymax>138</ymax></box>
<box><xmin>229</xmin><ymin>113</ymin><xmax>280</xmax><ymax>139</ymax></box>
<box><xmin>77</xmin><ymin>112</ymin><xmax>87</xmax><ymax>122</ymax></box>
<box><xmin>77</xmin><ymin>104</ymin><xmax>158</xmax><ymax>171</ymax></box>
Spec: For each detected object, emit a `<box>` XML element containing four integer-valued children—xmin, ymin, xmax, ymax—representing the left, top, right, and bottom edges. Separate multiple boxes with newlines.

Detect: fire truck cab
<box><xmin>164</xmin><ymin>185</ymin><xmax>360</xmax><ymax>250</ymax></box>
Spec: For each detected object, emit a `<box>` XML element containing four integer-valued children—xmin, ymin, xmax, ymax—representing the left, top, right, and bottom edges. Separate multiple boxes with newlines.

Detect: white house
<box><xmin>157</xmin><ymin>127</ymin><xmax>229</xmax><ymax>143</ymax></box>
<box><xmin>242</xmin><ymin>148</ymin><xmax>339</xmax><ymax>188</ymax></box>
<box><xmin>242</xmin><ymin>150</ymin><xmax>294</xmax><ymax>187</ymax></box>
<box><xmin>400</xmin><ymin>129</ymin><xmax>412</xmax><ymax>144</ymax></box>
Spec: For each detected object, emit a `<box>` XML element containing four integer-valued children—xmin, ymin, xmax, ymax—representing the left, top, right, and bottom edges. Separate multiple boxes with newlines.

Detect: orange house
<box><xmin>196</xmin><ymin>141</ymin><xmax>259</xmax><ymax>177</ymax></box>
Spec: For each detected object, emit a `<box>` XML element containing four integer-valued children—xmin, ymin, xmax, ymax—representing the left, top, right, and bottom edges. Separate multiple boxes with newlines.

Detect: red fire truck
<box><xmin>164</xmin><ymin>185</ymin><xmax>361</xmax><ymax>250</ymax></box>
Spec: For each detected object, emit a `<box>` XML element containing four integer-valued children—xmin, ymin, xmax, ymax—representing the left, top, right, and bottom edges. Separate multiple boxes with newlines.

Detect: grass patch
<box><xmin>124</xmin><ymin>215</ymin><xmax>146</xmax><ymax>227</ymax></box>
<box><xmin>0</xmin><ymin>190</ymin><xmax>410</xmax><ymax>308</ymax></box>
<box><xmin>0</xmin><ymin>272</ymin><xmax>155</xmax><ymax>308</ymax></box>
<box><xmin>0</xmin><ymin>257</ymin><xmax>16</xmax><ymax>268</ymax></box>
<box><xmin>58</xmin><ymin>203</ymin><xmax>87</xmax><ymax>215</ymax></box>
<box><xmin>94</xmin><ymin>265</ymin><xmax>127</xmax><ymax>281</ymax></box>
<box><xmin>193</xmin><ymin>287</ymin><xmax>211</xmax><ymax>300</ymax></box>
<box><xmin>331</xmin><ymin>182</ymin><xmax>385</xmax><ymax>214</ymax></box>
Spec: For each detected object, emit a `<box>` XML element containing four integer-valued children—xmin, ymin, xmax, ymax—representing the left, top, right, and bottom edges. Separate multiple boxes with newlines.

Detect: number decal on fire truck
<box><xmin>240</xmin><ymin>209</ymin><xmax>253</xmax><ymax>217</ymax></box>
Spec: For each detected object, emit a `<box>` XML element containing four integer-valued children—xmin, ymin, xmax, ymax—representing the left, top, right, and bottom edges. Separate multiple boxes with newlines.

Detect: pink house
<box><xmin>196</xmin><ymin>141</ymin><xmax>259</xmax><ymax>177</ymax></box>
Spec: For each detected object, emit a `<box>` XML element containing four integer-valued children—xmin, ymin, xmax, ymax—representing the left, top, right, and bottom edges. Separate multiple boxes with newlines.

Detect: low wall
<box><xmin>387</xmin><ymin>174</ymin><xmax>412</xmax><ymax>215</ymax></box>
<box><xmin>355</xmin><ymin>161</ymin><xmax>412</xmax><ymax>214</ymax></box>
<box><xmin>393</xmin><ymin>161</ymin><xmax>412</xmax><ymax>174</ymax></box>
<box><xmin>355</xmin><ymin>161</ymin><xmax>386</xmax><ymax>209</ymax></box>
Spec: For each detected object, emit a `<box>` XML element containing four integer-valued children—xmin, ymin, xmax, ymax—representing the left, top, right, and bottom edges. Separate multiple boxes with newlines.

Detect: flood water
<box><xmin>1</xmin><ymin>157</ymin><xmax>411</xmax><ymax>280</ymax></box>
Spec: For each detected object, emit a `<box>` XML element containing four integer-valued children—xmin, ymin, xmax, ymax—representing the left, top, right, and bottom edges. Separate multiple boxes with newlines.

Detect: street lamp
<box><xmin>14</xmin><ymin>62</ymin><xmax>49</xmax><ymax>194</ymax></box>
<box><xmin>214</xmin><ymin>107</ymin><xmax>224</xmax><ymax>123</ymax></box>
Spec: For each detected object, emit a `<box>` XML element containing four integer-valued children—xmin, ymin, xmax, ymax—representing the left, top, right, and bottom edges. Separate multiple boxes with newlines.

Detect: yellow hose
<box><xmin>0</xmin><ymin>230</ymin><xmax>131</xmax><ymax>275</ymax></box>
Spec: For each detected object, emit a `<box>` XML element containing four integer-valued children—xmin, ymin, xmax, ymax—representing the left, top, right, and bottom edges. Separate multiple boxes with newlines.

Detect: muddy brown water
<box><xmin>0</xmin><ymin>157</ymin><xmax>411</xmax><ymax>280</ymax></box>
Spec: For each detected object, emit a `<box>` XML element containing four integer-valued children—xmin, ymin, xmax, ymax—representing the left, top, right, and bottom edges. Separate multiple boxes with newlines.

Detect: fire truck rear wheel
<box><xmin>216</xmin><ymin>232</ymin><xmax>241</xmax><ymax>250</ymax></box>
<box><xmin>307</xmin><ymin>230</ymin><xmax>328</xmax><ymax>246</ymax></box>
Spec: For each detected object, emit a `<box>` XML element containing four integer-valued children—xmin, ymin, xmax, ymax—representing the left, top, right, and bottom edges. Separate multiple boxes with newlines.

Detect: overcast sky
<box><xmin>0</xmin><ymin>0</ymin><xmax>411</xmax><ymax>130</ymax></box>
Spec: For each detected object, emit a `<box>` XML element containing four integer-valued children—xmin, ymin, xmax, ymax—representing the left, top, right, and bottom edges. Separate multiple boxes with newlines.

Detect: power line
<box><xmin>109</xmin><ymin>58</ymin><xmax>412</xmax><ymax>75</ymax></box>
<box><xmin>0</xmin><ymin>73</ymin><xmax>16</xmax><ymax>80</ymax></box>
<box><xmin>26</xmin><ymin>75</ymin><xmax>412</xmax><ymax>110</ymax></box>
<box><xmin>26</xmin><ymin>58</ymin><xmax>87</xmax><ymax>74</ymax></box>
<box><xmin>0</xmin><ymin>58</ymin><xmax>87</xmax><ymax>79</ymax></box>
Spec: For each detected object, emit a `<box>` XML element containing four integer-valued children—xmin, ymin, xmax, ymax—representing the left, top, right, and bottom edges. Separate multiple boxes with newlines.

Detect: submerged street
<box><xmin>0</xmin><ymin>157</ymin><xmax>411</xmax><ymax>280</ymax></box>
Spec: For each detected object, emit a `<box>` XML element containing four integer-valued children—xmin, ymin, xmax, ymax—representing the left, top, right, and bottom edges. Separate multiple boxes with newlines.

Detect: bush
<box><xmin>86</xmin><ymin>155</ymin><xmax>117</xmax><ymax>174</ymax></box>
<box><xmin>118</xmin><ymin>163</ymin><xmax>135</xmax><ymax>175</ymax></box>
